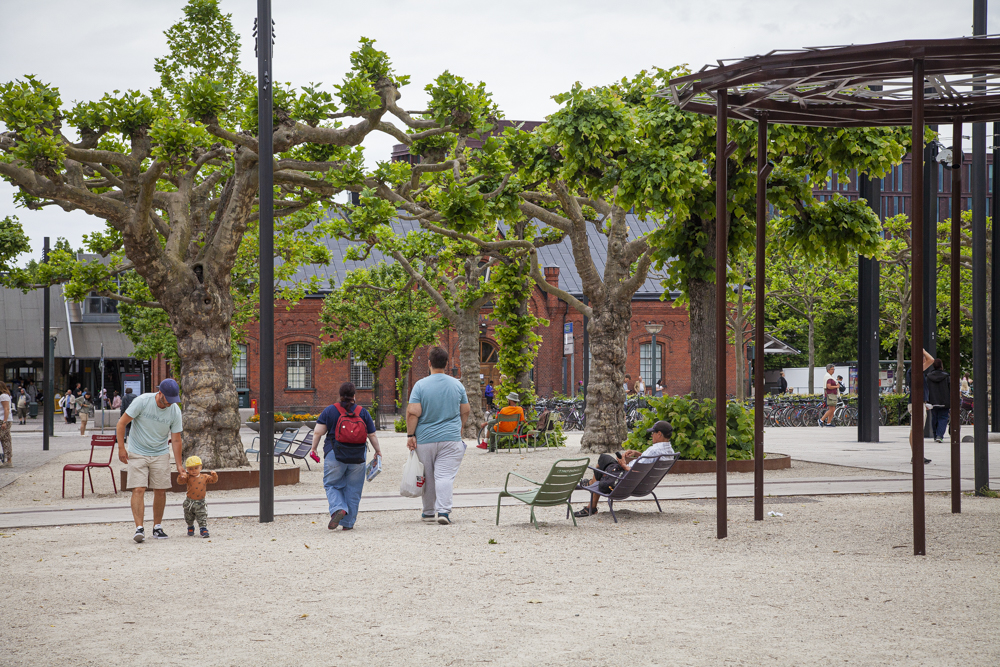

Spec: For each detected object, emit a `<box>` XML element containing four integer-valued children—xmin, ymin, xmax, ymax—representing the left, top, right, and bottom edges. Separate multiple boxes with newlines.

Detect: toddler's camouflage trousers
<box><xmin>183</xmin><ymin>498</ymin><xmax>209</xmax><ymax>527</ymax></box>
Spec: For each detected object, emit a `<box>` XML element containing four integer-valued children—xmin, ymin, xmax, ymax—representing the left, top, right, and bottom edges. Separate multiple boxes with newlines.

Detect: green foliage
<box><xmin>394</xmin><ymin>416</ymin><xmax>407</xmax><ymax>433</ymax></box>
<box><xmin>320</xmin><ymin>263</ymin><xmax>442</xmax><ymax>415</ymax></box>
<box><xmin>424</xmin><ymin>71</ymin><xmax>497</xmax><ymax>134</ymax></box>
<box><xmin>0</xmin><ymin>216</ymin><xmax>31</xmax><ymax>271</ymax></box>
<box><xmin>490</xmin><ymin>257</ymin><xmax>545</xmax><ymax>403</ymax></box>
<box><xmin>773</xmin><ymin>195</ymin><xmax>883</xmax><ymax>263</ymax></box>
<box><xmin>148</xmin><ymin>117</ymin><xmax>212</xmax><ymax>165</ymax></box>
<box><xmin>623</xmin><ymin>395</ymin><xmax>754</xmax><ymax>460</ymax></box>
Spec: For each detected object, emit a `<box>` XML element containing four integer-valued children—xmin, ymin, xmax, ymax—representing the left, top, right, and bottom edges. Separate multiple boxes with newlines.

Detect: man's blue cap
<box><xmin>158</xmin><ymin>379</ymin><xmax>181</xmax><ymax>404</ymax></box>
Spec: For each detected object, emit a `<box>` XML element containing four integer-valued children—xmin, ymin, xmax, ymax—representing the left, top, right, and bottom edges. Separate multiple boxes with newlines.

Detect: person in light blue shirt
<box><xmin>406</xmin><ymin>346</ymin><xmax>469</xmax><ymax>525</ymax></box>
<box><xmin>116</xmin><ymin>379</ymin><xmax>185</xmax><ymax>543</ymax></box>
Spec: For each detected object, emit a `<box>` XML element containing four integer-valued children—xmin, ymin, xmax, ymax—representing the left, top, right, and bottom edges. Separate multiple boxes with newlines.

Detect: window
<box><xmin>350</xmin><ymin>354</ymin><xmax>374</xmax><ymax>390</ymax></box>
<box><xmin>233</xmin><ymin>344</ymin><xmax>248</xmax><ymax>389</ymax></box>
<box><xmin>639</xmin><ymin>343</ymin><xmax>662</xmax><ymax>389</ymax></box>
<box><xmin>286</xmin><ymin>344</ymin><xmax>312</xmax><ymax>389</ymax></box>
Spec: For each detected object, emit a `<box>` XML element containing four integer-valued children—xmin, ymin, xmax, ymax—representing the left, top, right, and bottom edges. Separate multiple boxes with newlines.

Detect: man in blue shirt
<box><xmin>406</xmin><ymin>346</ymin><xmax>470</xmax><ymax>525</ymax></box>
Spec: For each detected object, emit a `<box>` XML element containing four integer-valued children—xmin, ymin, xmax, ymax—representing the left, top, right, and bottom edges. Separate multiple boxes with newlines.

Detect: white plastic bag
<box><xmin>399</xmin><ymin>450</ymin><xmax>425</xmax><ymax>498</ymax></box>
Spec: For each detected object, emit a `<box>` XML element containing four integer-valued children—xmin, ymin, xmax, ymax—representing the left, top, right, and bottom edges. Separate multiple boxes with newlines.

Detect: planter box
<box><xmin>669</xmin><ymin>453</ymin><xmax>791</xmax><ymax>474</ymax></box>
<box><xmin>121</xmin><ymin>466</ymin><xmax>300</xmax><ymax>492</ymax></box>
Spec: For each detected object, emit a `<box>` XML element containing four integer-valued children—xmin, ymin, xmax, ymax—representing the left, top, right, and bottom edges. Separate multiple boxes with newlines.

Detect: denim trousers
<box><xmin>931</xmin><ymin>406</ymin><xmax>950</xmax><ymax>441</ymax></box>
<box><xmin>323</xmin><ymin>454</ymin><xmax>366</xmax><ymax>528</ymax></box>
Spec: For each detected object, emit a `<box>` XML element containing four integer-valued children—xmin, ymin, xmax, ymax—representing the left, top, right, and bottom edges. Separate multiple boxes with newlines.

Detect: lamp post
<box><xmin>43</xmin><ymin>326</ymin><xmax>61</xmax><ymax>450</ymax></box>
<box><xmin>42</xmin><ymin>237</ymin><xmax>51</xmax><ymax>451</ymax></box>
<box><xmin>644</xmin><ymin>323</ymin><xmax>663</xmax><ymax>393</ymax></box>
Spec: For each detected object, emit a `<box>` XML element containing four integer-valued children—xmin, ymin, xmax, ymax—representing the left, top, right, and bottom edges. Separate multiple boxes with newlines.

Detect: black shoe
<box><xmin>910</xmin><ymin>458</ymin><xmax>932</xmax><ymax>465</ymax></box>
<box><xmin>574</xmin><ymin>507</ymin><xmax>598</xmax><ymax>518</ymax></box>
<box><xmin>187</xmin><ymin>525</ymin><xmax>195</xmax><ymax>537</ymax></box>
<box><xmin>200</xmin><ymin>527</ymin><xmax>210</xmax><ymax>538</ymax></box>
<box><xmin>328</xmin><ymin>509</ymin><xmax>347</xmax><ymax>530</ymax></box>
<box><xmin>133</xmin><ymin>527</ymin><xmax>145</xmax><ymax>543</ymax></box>
<box><xmin>152</xmin><ymin>527</ymin><xmax>168</xmax><ymax>539</ymax></box>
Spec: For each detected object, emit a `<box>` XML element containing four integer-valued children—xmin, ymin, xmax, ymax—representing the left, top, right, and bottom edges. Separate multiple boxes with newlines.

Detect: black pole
<box><xmin>42</xmin><ymin>237</ymin><xmax>51</xmax><ymax>451</ymax></box>
<box><xmin>951</xmin><ymin>119</ymin><xmax>963</xmax><ymax>515</ymax></box>
<box><xmin>923</xmin><ymin>124</ymin><xmax>939</xmax><ymax>358</ymax></box>
<box><xmin>991</xmin><ymin>120</ymin><xmax>1000</xmax><ymax>433</ymax></box>
<box><xmin>715</xmin><ymin>89</ymin><xmax>729</xmax><ymax>540</ymax></box>
<box><xmin>754</xmin><ymin>114</ymin><xmax>767</xmax><ymax>522</ymax></box>
<box><xmin>972</xmin><ymin>0</ymin><xmax>989</xmax><ymax>495</ymax></box>
<box><xmin>910</xmin><ymin>59</ymin><xmax>926</xmax><ymax>556</ymax></box>
<box><xmin>858</xmin><ymin>175</ymin><xmax>881</xmax><ymax>443</ymax></box>
<box><xmin>257</xmin><ymin>0</ymin><xmax>275</xmax><ymax>522</ymax></box>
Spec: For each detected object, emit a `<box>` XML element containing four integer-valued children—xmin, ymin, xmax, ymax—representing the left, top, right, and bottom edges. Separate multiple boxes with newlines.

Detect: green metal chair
<box><xmin>527</xmin><ymin>410</ymin><xmax>558</xmax><ymax>449</ymax></box>
<box><xmin>490</xmin><ymin>412</ymin><xmax>529</xmax><ymax>452</ymax></box>
<box><xmin>496</xmin><ymin>457</ymin><xmax>590</xmax><ymax>529</ymax></box>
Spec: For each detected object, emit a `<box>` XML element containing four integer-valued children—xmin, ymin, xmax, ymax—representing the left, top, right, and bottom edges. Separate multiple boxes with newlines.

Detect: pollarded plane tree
<box><xmin>0</xmin><ymin>0</ymin><xmax>431</xmax><ymax>466</ymax></box>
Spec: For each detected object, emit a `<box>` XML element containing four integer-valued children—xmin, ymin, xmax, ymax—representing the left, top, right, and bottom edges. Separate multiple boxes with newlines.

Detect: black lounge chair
<box><xmin>572</xmin><ymin>452</ymin><xmax>679</xmax><ymax>523</ymax></box>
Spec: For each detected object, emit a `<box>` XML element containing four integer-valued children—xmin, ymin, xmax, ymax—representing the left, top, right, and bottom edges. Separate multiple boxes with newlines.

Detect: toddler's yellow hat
<box><xmin>184</xmin><ymin>456</ymin><xmax>203</xmax><ymax>468</ymax></box>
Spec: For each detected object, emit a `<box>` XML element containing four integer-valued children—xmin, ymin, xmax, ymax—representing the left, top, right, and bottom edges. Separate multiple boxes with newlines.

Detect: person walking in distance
<box><xmin>16</xmin><ymin>387</ymin><xmax>29</xmax><ymax>425</ymax></box>
<box><xmin>406</xmin><ymin>346</ymin><xmax>470</xmax><ymax>525</ymax></box>
<box><xmin>120</xmin><ymin>387</ymin><xmax>136</xmax><ymax>442</ymax></box>
<box><xmin>779</xmin><ymin>371</ymin><xmax>788</xmax><ymax>394</ymax></box>
<box><xmin>116</xmin><ymin>379</ymin><xmax>185</xmax><ymax>543</ymax></box>
<box><xmin>0</xmin><ymin>381</ymin><xmax>12</xmax><ymax>467</ymax></box>
<box><xmin>819</xmin><ymin>364</ymin><xmax>838</xmax><ymax>426</ymax></box>
<box><xmin>925</xmin><ymin>359</ymin><xmax>951</xmax><ymax>443</ymax></box>
<box><xmin>78</xmin><ymin>391</ymin><xmax>95</xmax><ymax>436</ymax></box>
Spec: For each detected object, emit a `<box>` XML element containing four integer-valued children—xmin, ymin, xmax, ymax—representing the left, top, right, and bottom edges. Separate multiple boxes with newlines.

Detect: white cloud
<box><xmin>2</xmin><ymin>0</ymin><xmax>996</xmax><ymax>262</ymax></box>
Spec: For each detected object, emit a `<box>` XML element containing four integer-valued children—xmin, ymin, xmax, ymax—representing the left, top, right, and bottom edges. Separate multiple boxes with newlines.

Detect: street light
<box><xmin>644</xmin><ymin>322</ymin><xmax>663</xmax><ymax>392</ymax></box>
<box><xmin>42</xmin><ymin>325</ymin><xmax>62</xmax><ymax>451</ymax></box>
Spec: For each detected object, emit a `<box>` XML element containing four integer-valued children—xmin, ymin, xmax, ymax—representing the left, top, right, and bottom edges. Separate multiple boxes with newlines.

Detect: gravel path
<box><xmin>1</xmin><ymin>493</ymin><xmax>997</xmax><ymax>666</ymax></box>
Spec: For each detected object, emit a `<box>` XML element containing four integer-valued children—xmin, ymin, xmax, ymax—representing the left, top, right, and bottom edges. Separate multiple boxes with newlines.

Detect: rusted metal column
<box><xmin>754</xmin><ymin>114</ymin><xmax>768</xmax><ymax>522</ymax></box>
<box><xmin>910</xmin><ymin>59</ymin><xmax>926</xmax><ymax>556</ymax></box>
<box><xmin>716</xmin><ymin>89</ymin><xmax>729</xmax><ymax>539</ymax></box>
<box><xmin>950</xmin><ymin>119</ymin><xmax>962</xmax><ymax>514</ymax></box>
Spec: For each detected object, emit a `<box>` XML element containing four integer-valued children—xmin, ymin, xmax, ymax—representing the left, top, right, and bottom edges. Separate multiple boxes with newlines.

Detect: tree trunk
<box><xmin>688</xmin><ymin>276</ymin><xmax>717</xmax><ymax>399</ymax></box>
<box><xmin>895</xmin><ymin>308</ymin><xmax>909</xmax><ymax>394</ymax></box>
<box><xmin>170</xmin><ymin>299</ymin><xmax>246</xmax><ymax>470</ymax></box>
<box><xmin>371</xmin><ymin>370</ymin><xmax>382</xmax><ymax>431</ymax></box>
<box><xmin>735</xmin><ymin>332</ymin><xmax>746</xmax><ymax>403</ymax></box>
<box><xmin>455</xmin><ymin>310</ymin><xmax>485</xmax><ymax>439</ymax></box>
<box><xmin>581</xmin><ymin>296</ymin><xmax>631</xmax><ymax>453</ymax></box>
<box><xmin>807</xmin><ymin>318</ymin><xmax>816</xmax><ymax>394</ymax></box>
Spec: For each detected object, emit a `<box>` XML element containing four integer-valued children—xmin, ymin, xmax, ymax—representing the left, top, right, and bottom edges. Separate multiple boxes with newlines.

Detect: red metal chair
<box><xmin>62</xmin><ymin>435</ymin><xmax>118</xmax><ymax>498</ymax></box>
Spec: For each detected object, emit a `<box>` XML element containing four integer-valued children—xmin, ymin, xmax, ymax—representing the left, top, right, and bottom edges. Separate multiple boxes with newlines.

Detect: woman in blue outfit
<box><xmin>309</xmin><ymin>382</ymin><xmax>381</xmax><ymax>531</ymax></box>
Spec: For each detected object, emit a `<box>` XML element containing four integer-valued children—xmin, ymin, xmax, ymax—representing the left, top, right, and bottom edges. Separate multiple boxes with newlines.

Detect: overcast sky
<box><xmin>2</xmin><ymin>0</ymin><xmax>997</xmax><ymax>263</ymax></box>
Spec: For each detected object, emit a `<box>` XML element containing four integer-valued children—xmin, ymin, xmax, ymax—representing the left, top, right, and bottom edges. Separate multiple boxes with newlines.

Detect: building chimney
<box><xmin>543</xmin><ymin>265</ymin><xmax>560</xmax><ymax>288</ymax></box>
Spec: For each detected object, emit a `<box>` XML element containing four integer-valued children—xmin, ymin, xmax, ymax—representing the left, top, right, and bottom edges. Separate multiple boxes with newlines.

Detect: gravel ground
<box><xmin>1</xmin><ymin>493</ymin><xmax>997</xmax><ymax>666</ymax></box>
<box><xmin>0</xmin><ymin>432</ymin><xmax>906</xmax><ymax>509</ymax></box>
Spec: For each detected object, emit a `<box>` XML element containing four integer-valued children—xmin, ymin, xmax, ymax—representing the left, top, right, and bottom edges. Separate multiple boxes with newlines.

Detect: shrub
<box><xmin>394</xmin><ymin>417</ymin><xmax>407</xmax><ymax>433</ymax></box>
<box><xmin>623</xmin><ymin>394</ymin><xmax>754</xmax><ymax>461</ymax></box>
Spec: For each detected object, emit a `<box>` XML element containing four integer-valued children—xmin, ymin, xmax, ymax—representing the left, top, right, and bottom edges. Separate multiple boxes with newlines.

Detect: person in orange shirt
<box><xmin>176</xmin><ymin>456</ymin><xmax>218</xmax><ymax>538</ymax></box>
<box><xmin>486</xmin><ymin>392</ymin><xmax>525</xmax><ymax>451</ymax></box>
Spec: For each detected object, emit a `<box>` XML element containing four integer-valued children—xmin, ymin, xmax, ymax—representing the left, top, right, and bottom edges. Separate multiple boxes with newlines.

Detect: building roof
<box><xmin>0</xmin><ymin>286</ymin><xmax>73</xmax><ymax>358</ymax></box>
<box><xmin>284</xmin><ymin>214</ymin><xmax>672</xmax><ymax>300</ymax></box>
<box><xmin>71</xmin><ymin>323</ymin><xmax>135</xmax><ymax>359</ymax></box>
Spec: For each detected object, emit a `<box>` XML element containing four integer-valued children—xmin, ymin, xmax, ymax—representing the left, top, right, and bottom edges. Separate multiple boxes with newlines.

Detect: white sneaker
<box><xmin>133</xmin><ymin>527</ymin><xmax>145</xmax><ymax>543</ymax></box>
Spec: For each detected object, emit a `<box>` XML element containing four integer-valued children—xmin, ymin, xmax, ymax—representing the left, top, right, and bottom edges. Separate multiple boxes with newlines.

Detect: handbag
<box><xmin>399</xmin><ymin>451</ymin><xmax>425</xmax><ymax>497</ymax></box>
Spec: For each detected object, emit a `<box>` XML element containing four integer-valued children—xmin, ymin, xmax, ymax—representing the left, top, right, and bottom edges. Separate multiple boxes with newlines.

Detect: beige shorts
<box><xmin>126</xmin><ymin>453</ymin><xmax>172</xmax><ymax>490</ymax></box>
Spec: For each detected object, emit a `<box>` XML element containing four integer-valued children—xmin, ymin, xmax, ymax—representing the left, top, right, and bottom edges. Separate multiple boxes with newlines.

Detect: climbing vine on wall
<box><xmin>490</xmin><ymin>255</ymin><xmax>546</xmax><ymax>405</ymax></box>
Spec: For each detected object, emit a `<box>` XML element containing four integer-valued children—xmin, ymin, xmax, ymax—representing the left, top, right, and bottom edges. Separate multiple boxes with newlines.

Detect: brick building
<box><xmin>239</xmin><ymin>215</ymin><xmax>740</xmax><ymax>416</ymax></box>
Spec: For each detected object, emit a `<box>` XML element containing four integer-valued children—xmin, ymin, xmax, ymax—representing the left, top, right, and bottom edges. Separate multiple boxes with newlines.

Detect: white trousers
<box><xmin>415</xmin><ymin>440</ymin><xmax>466</xmax><ymax>515</ymax></box>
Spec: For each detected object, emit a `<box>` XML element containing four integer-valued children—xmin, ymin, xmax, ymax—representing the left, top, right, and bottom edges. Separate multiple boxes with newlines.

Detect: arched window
<box><xmin>480</xmin><ymin>341</ymin><xmax>499</xmax><ymax>364</ymax></box>
<box><xmin>286</xmin><ymin>344</ymin><xmax>312</xmax><ymax>389</ymax></box>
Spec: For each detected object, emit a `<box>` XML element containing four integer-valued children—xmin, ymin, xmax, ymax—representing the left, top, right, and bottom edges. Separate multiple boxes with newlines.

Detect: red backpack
<box><xmin>334</xmin><ymin>404</ymin><xmax>368</xmax><ymax>444</ymax></box>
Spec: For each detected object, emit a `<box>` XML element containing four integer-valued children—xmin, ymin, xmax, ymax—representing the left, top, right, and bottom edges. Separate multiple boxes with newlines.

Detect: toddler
<box><xmin>176</xmin><ymin>456</ymin><xmax>218</xmax><ymax>538</ymax></box>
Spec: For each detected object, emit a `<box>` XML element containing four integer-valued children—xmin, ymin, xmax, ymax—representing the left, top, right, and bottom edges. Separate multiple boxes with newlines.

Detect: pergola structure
<box><xmin>661</xmin><ymin>36</ymin><xmax>1000</xmax><ymax>555</ymax></box>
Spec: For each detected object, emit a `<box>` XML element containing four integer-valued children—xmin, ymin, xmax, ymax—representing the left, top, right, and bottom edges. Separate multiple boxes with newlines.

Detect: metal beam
<box><xmin>910</xmin><ymin>58</ymin><xmax>926</xmax><ymax>556</ymax></box>
<box><xmin>992</xmin><ymin>120</ymin><xmax>1000</xmax><ymax>433</ymax></box>
<box><xmin>857</xmin><ymin>175</ymin><xmax>881</xmax><ymax>443</ymax></box>
<box><xmin>257</xmin><ymin>0</ymin><xmax>275</xmax><ymax>523</ymax></box>
<box><xmin>951</xmin><ymin>119</ymin><xmax>963</xmax><ymax>514</ymax></box>
<box><xmin>716</xmin><ymin>89</ymin><xmax>729</xmax><ymax>540</ymax></box>
<box><xmin>972</xmin><ymin>0</ymin><xmax>990</xmax><ymax>495</ymax></box>
<box><xmin>923</xmin><ymin>123</ymin><xmax>939</xmax><ymax>358</ymax></box>
<box><xmin>754</xmin><ymin>114</ymin><xmax>767</xmax><ymax>522</ymax></box>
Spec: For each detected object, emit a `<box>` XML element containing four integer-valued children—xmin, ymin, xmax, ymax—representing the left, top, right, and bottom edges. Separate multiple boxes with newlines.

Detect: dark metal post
<box><xmin>972</xmin><ymin>0</ymin><xmax>989</xmax><ymax>494</ymax></box>
<box><xmin>951</xmin><ymin>119</ymin><xmax>963</xmax><ymax>514</ymax></box>
<box><xmin>857</xmin><ymin>175</ymin><xmax>881</xmax><ymax>443</ymax></box>
<box><xmin>715</xmin><ymin>89</ymin><xmax>729</xmax><ymax>540</ymax></box>
<box><xmin>991</xmin><ymin>120</ymin><xmax>1000</xmax><ymax>432</ymax></box>
<box><xmin>257</xmin><ymin>0</ymin><xmax>275</xmax><ymax>522</ymax></box>
<box><xmin>910</xmin><ymin>59</ymin><xmax>926</xmax><ymax>556</ymax></box>
<box><xmin>923</xmin><ymin>125</ymin><xmax>938</xmax><ymax>358</ymax></box>
<box><xmin>42</xmin><ymin>237</ymin><xmax>51</xmax><ymax>451</ymax></box>
<box><xmin>754</xmin><ymin>115</ymin><xmax>767</xmax><ymax>522</ymax></box>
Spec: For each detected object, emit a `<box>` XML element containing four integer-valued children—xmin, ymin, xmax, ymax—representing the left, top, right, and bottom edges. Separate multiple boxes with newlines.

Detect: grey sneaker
<box><xmin>133</xmin><ymin>527</ymin><xmax>145</xmax><ymax>543</ymax></box>
<box><xmin>437</xmin><ymin>513</ymin><xmax>452</xmax><ymax>525</ymax></box>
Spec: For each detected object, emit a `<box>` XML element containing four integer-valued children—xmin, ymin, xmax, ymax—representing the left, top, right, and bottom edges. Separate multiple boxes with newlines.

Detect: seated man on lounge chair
<box><xmin>574</xmin><ymin>420</ymin><xmax>675</xmax><ymax>518</ymax></box>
